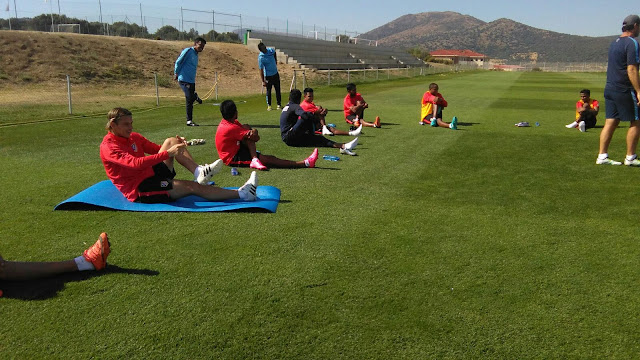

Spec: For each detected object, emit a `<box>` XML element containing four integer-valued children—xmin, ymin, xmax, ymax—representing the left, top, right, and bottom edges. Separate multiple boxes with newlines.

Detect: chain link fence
<box><xmin>0</xmin><ymin>63</ymin><xmax>474</xmax><ymax>126</ymax></box>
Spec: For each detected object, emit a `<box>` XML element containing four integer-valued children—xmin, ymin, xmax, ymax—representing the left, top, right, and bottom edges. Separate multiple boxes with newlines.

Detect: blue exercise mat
<box><xmin>54</xmin><ymin>180</ymin><xmax>280</xmax><ymax>213</ymax></box>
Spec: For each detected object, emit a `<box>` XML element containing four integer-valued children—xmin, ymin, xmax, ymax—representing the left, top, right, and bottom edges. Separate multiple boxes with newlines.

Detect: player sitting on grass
<box><xmin>566</xmin><ymin>89</ymin><xmax>599</xmax><ymax>132</ymax></box>
<box><xmin>343</xmin><ymin>83</ymin><xmax>381</xmax><ymax>128</ymax></box>
<box><xmin>100</xmin><ymin>107</ymin><xmax>257</xmax><ymax>203</ymax></box>
<box><xmin>420</xmin><ymin>82</ymin><xmax>457</xmax><ymax>130</ymax></box>
<box><xmin>0</xmin><ymin>232</ymin><xmax>110</xmax><ymax>296</ymax></box>
<box><xmin>300</xmin><ymin>87</ymin><xmax>362</xmax><ymax>137</ymax></box>
<box><xmin>281</xmin><ymin>89</ymin><xmax>359</xmax><ymax>156</ymax></box>
<box><xmin>215</xmin><ymin>99</ymin><xmax>318</xmax><ymax>171</ymax></box>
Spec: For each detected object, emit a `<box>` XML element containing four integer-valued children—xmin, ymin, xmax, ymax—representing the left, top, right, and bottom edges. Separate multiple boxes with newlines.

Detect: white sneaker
<box><xmin>196</xmin><ymin>159</ymin><xmax>223</xmax><ymax>185</ymax></box>
<box><xmin>344</xmin><ymin>137</ymin><xmax>359</xmax><ymax>151</ymax></box>
<box><xmin>349</xmin><ymin>124</ymin><xmax>363</xmax><ymax>136</ymax></box>
<box><xmin>340</xmin><ymin>148</ymin><xmax>357</xmax><ymax>156</ymax></box>
<box><xmin>566</xmin><ymin>122</ymin><xmax>578</xmax><ymax>128</ymax></box>
<box><xmin>276</xmin><ymin>105</ymin><xmax>281</xmax><ymax>110</ymax></box>
<box><xmin>596</xmin><ymin>157</ymin><xmax>622</xmax><ymax>165</ymax></box>
<box><xmin>267</xmin><ymin>106</ymin><xmax>272</xmax><ymax>111</ymax></box>
<box><xmin>624</xmin><ymin>157</ymin><xmax>640</xmax><ymax>166</ymax></box>
<box><xmin>237</xmin><ymin>171</ymin><xmax>258</xmax><ymax>201</ymax></box>
<box><xmin>322</xmin><ymin>125</ymin><xmax>334</xmax><ymax>136</ymax></box>
<box><xmin>579</xmin><ymin>121</ymin><xmax>586</xmax><ymax>132</ymax></box>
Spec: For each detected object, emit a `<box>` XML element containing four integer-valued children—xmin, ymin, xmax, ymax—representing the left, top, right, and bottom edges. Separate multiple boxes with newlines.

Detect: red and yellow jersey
<box><xmin>99</xmin><ymin>132</ymin><xmax>169</xmax><ymax>201</ymax></box>
<box><xmin>576</xmin><ymin>99</ymin><xmax>599</xmax><ymax>120</ymax></box>
<box><xmin>215</xmin><ymin>119</ymin><xmax>251</xmax><ymax>165</ymax></box>
<box><xmin>421</xmin><ymin>91</ymin><xmax>448</xmax><ymax>120</ymax></box>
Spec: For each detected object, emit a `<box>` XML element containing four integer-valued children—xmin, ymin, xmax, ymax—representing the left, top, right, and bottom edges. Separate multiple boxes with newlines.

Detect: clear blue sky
<box><xmin>2</xmin><ymin>0</ymin><xmax>633</xmax><ymax>37</ymax></box>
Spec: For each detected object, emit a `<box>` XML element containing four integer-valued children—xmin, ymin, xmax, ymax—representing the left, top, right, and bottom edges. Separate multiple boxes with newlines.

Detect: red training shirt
<box><xmin>300</xmin><ymin>99</ymin><xmax>319</xmax><ymax>113</ymax></box>
<box><xmin>215</xmin><ymin>119</ymin><xmax>251</xmax><ymax>165</ymax></box>
<box><xmin>343</xmin><ymin>93</ymin><xmax>365</xmax><ymax>118</ymax></box>
<box><xmin>100</xmin><ymin>132</ymin><xmax>169</xmax><ymax>201</ymax></box>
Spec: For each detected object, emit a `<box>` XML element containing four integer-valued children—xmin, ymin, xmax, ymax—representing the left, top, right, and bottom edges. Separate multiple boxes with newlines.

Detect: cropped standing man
<box><xmin>597</xmin><ymin>15</ymin><xmax>640</xmax><ymax>166</ymax></box>
<box><xmin>174</xmin><ymin>37</ymin><xmax>206</xmax><ymax>126</ymax></box>
<box><xmin>258</xmin><ymin>42</ymin><xmax>281</xmax><ymax>111</ymax></box>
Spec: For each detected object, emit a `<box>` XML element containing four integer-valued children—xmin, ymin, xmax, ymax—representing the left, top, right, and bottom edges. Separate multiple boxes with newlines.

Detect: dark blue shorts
<box><xmin>604</xmin><ymin>89</ymin><xmax>638</xmax><ymax>122</ymax></box>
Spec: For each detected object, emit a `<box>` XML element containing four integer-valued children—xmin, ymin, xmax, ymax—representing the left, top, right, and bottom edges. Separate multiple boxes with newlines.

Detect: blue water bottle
<box><xmin>231</xmin><ymin>167</ymin><xmax>239</xmax><ymax>176</ymax></box>
<box><xmin>322</xmin><ymin>155</ymin><xmax>340</xmax><ymax>161</ymax></box>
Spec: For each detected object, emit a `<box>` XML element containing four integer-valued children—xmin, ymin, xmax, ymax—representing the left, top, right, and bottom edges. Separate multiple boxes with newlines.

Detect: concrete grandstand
<box><xmin>248</xmin><ymin>31</ymin><xmax>424</xmax><ymax>70</ymax></box>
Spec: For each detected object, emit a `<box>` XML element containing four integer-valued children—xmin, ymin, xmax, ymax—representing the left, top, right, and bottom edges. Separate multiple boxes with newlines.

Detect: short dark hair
<box><xmin>220</xmin><ymin>100</ymin><xmax>237</xmax><ymax>121</ymax></box>
<box><xmin>194</xmin><ymin>37</ymin><xmax>206</xmax><ymax>44</ymax></box>
<box><xmin>346</xmin><ymin>83</ymin><xmax>356</xmax><ymax>91</ymax></box>
<box><xmin>580</xmin><ymin>89</ymin><xmax>590</xmax><ymax>96</ymax></box>
<box><xmin>289</xmin><ymin>89</ymin><xmax>302</xmax><ymax>104</ymax></box>
<box><xmin>303</xmin><ymin>88</ymin><xmax>314</xmax><ymax>95</ymax></box>
<box><xmin>429</xmin><ymin>83</ymin><xmax>438</xmax><ymax>89</ymax></box>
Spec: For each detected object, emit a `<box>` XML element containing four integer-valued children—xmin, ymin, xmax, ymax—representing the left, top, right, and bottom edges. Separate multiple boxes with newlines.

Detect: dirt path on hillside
<box><xmin>0</xmin><ymin>30</ymin><xmax>301</xmax><ymax>98</ymax></box>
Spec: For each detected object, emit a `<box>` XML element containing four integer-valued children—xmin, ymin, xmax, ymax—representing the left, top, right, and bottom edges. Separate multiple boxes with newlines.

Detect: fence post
<box><xmin>347</xmin><ymin>69</ymin><xmax>350</xmax><ymax>83</ymax></box>
<box><xmin>376</xmin><ymin>68</ymin><xmax>379</xmax><ymax>80</ymax></box>
<box><xmin>302</xmin><ymin>70</ymin><xmax>306</xmax><ymax>89</ymax></box>
<box><xmin>215</xmin><ymin>71</ymin><xmax>219</xmax><ymax>100</ymax></box>
<box><xmin>154</xmin><ymin>73</ymin><xmax>159</xmax><ymax>106</ymax></box>
<box><xmin>387</xmin><ymin>68</ymin><xmax>390</xmax><ymax>80</ymax></box>
<box><xmin>328</xmin><ymin>69</ymin><xmax>331</xmax><ymax>86</ymax></box>
<box><xmin>66</xmin><ymin>75</ymin><xmax>72</xmax><ymax>114</ymax></box>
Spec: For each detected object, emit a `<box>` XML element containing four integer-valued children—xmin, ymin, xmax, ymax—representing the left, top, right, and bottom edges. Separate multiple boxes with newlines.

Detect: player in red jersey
<box><xmin>100</xmin><ymin>107</ymin><xmax>258</xmax><ymax>203</ymax></box>
<box><xmin>301</xmin><ymin>88</ymin><xmax>362</xmax><ymax>137</ymax></box>
<box><xmin>343</xmin><ymin>83</ymin><xmax>381</xmax><ymax>128</ymax></box>
<box><xmin>215</xmin><ymin>100</ymin><xmax>318</xmax><ymax>171</ymax></box>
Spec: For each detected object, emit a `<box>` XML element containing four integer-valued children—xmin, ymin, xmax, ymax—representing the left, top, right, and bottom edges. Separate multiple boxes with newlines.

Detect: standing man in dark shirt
<box><xmin>597</xmin><ymin>15</ymin><xmax>640</xmax><ymax>166</ymax></box>
<box><xmin>174</xmin><ymin>37</ymin><xmax>206</xmax><ymax>126</ymax></box>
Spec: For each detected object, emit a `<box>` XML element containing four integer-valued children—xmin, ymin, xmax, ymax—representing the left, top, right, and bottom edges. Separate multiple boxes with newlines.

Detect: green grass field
<box><xmin>2</xmin><ymin>71</ymin><xmax>640</xmax><ymax>358</ymax></box>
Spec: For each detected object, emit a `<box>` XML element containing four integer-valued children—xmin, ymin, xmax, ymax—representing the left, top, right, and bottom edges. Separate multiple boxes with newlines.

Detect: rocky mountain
<box><xmin>360</xmin><ymin>12</ymin><xmax>616</xmax><ymax>63</ymax></box>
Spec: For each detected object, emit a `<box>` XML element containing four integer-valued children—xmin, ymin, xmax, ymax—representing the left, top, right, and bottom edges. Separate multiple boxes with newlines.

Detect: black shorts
<box><xmin>283</xmin><ymin>133</ymin><xmax>335</xmax><ymax>148</ymax></box>
<box><xmin>135</xmin><ymin>162</ymin><xmax>176</xmax><ymax>203</ymax></box>
<box><xmin>230</xmin><ymin>143</ymin><xmax>260</xmax><ymax>167</ymax></box>
<box><xmin>578</xmin><ymin>111</ymin><xmax>597</xmax><ymax>129</ymax></box>
<box><xmin>345</xmin><ymin>109</ymin><xmax>365</xmax><ymax>124</ymax></box>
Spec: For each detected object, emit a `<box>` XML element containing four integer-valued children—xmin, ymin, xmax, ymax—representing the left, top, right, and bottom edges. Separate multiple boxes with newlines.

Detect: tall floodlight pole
<box><xmin>98</xmin><ymin>0</ymin><xmax>103</xmax><ymax>34</ymax></box>
<box><xmin>13</xmin><ymin>0</ymin><xmax>17</xmax><ymax>18</ymax></box>
<box><xmin>49</xmin><ymin>0</ymin><xmax>54</xmax><ymax>32</ymax></box>
<box><xmin>57</xmin><ymin>0</ymin><xmax>60</xmax><ymax>17</ymax></box>
<box><xmin>139</xmin><ymin>3</ymin><xmax>143</xmax><ymax>28</ymax></box>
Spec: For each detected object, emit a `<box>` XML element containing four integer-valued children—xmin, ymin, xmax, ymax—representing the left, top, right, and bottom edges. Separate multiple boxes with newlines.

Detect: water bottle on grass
<box><xmin>323</xmin><ymin>155</ymin><xmax>340</xmax><ymax>161</ymax></box>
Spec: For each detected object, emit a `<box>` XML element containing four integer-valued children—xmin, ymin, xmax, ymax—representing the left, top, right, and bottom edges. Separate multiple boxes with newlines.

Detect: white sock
<box><xmin>345</xmin><ymin>137</ymin><xmax>358</xmax><ymax>150</ymax></box>
<box><xmin>598</xmin><ymin>153</ymin><xmax>609</xmax><ymax>160</ymax></box>
<box><xmin>193</xmin><ymin>165</ymin><xmax>203</xmax><ymax>180</ymax></box>
<box><xmin>566</xmin><ymin>121</ymin><xmax>578</xmax><ymax>128</ymax></box>
<box><xmin>74</xmin><ymin>256</ymin><xmax>95</xmax><ymax>271</ymax></box>
<box><xmin>626</xmin><ymin>154</ymin><xmax>637</xmax><ymax>161</ymax></box>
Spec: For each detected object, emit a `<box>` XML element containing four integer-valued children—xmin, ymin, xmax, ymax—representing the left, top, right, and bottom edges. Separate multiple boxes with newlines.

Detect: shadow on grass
<box><xmin>0</xmin><ymin>265</ymin><xmax>159</xmax><ymax>301</ymax></box>
<box><xmin>458</xmin><ymin>122</ymin><xmax>479</xmax><ymax>127</ymax></box>
<box><xmin>251</xmin><ymin>124</ymin><xmax>281</xmax><ymax>129</ymax></box>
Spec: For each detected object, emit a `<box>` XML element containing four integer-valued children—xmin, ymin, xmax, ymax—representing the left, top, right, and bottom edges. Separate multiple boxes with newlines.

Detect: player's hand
<box><xmin>167</xmin><ymin>143</ymin><xmax>186</xmax><ymax>157</ymax></box>
<box><xmin>262</xmin><ymin>80</ymin><xmax>267</xmax><ymax>87</ymax></box>
<box><xmin>173</xmin><ymin>74</ymin><xmax>178</xmax><ymax>81</ymax></box>
<box><xmin>247</xmin><ymin>129</ymin><xmax>260</xmax><ymax>142</ymax></box>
